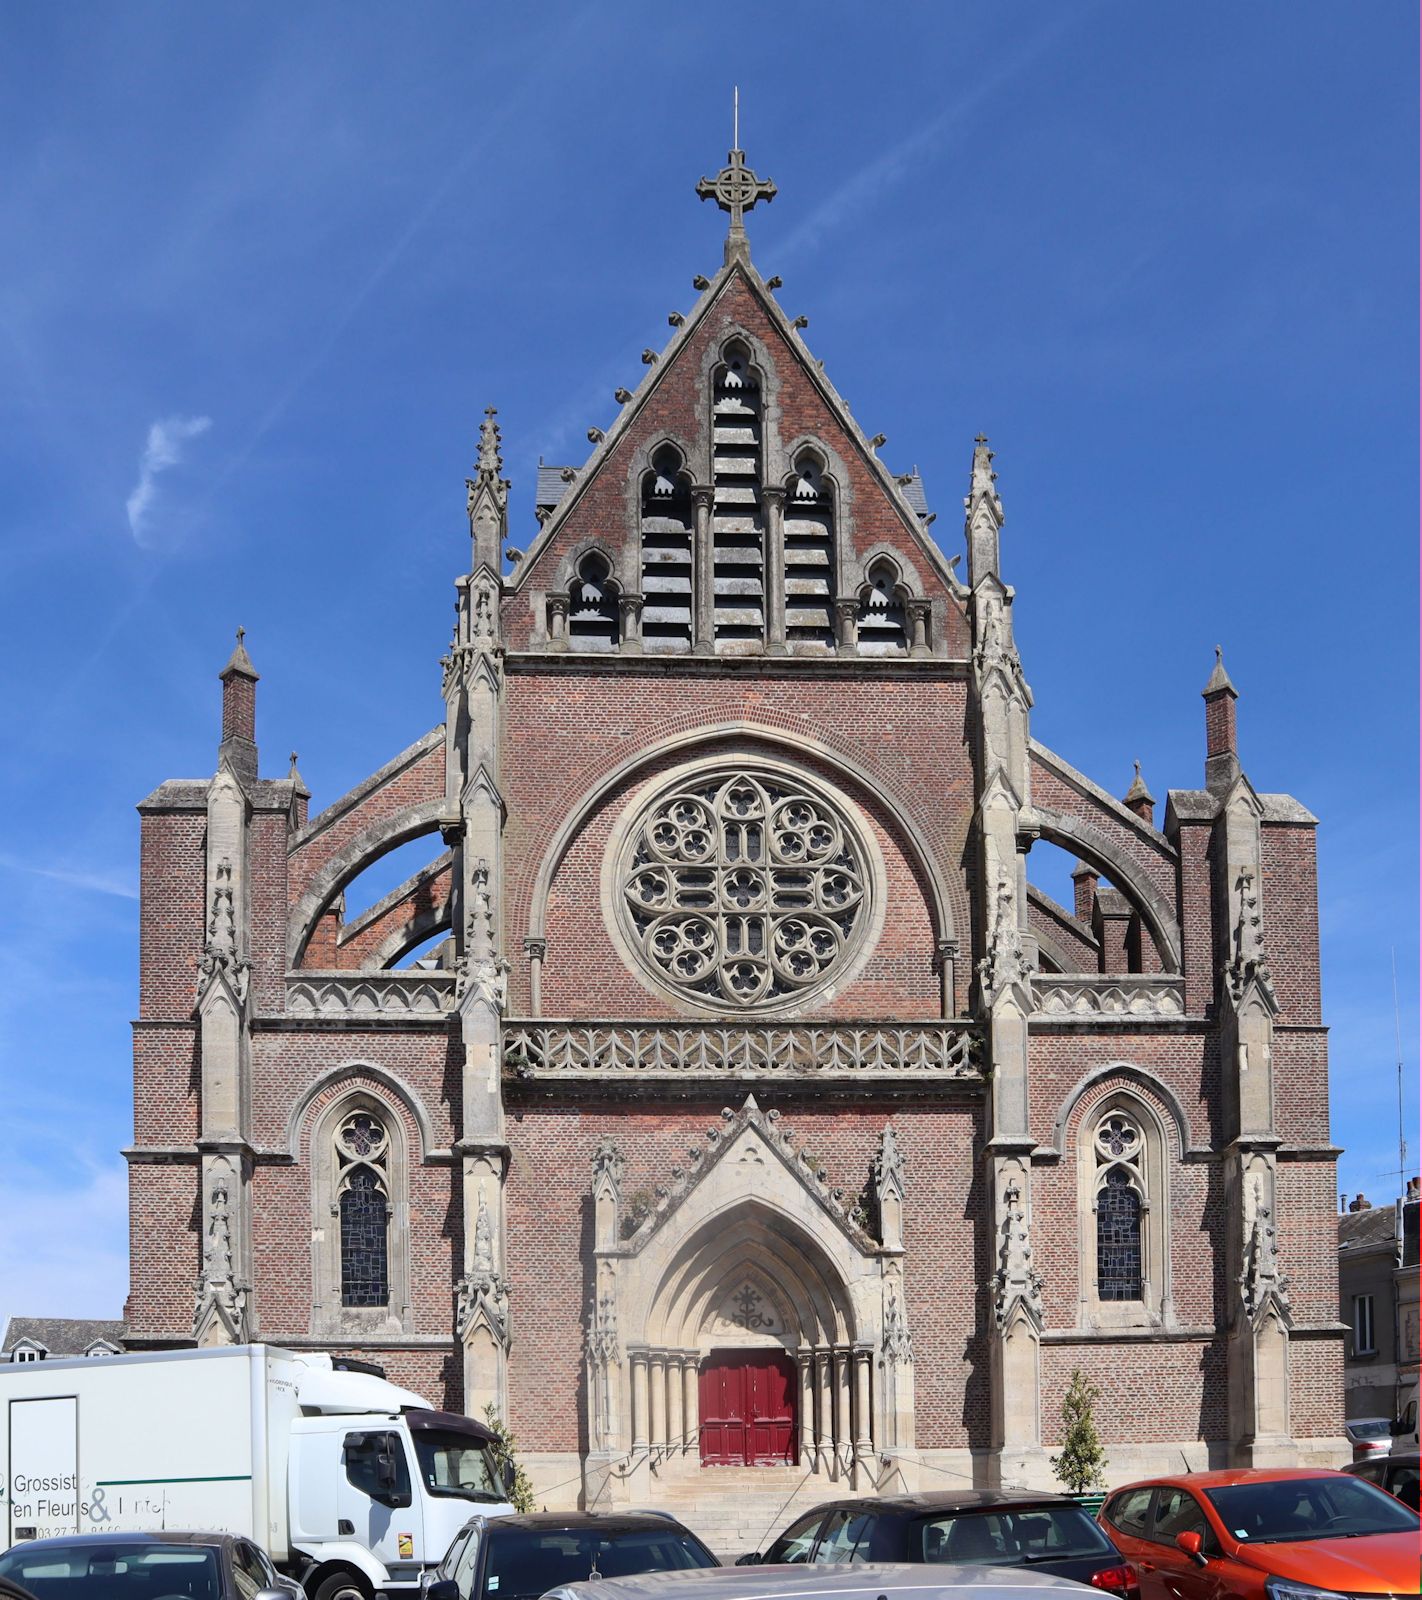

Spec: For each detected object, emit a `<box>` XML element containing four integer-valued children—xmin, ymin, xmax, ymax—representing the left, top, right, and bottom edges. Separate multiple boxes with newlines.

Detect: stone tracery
<box><xmin>619</xmin><ymin>767</ymin><xmax>870</xmax><ymax>1009</ymax></box>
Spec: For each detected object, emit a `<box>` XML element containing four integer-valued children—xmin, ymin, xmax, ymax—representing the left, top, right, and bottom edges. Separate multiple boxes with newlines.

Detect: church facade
<box><xmin>127</xmin><ymin>150</ymin><xmax>1345</xmax><ymax>1535</ymax></box>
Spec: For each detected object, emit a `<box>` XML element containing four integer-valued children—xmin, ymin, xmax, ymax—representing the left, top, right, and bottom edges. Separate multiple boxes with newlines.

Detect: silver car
<box><xmin>541</xmin><ymin>1560</ymin><xmax>1103</xmax><ymax>1600</ymax></box>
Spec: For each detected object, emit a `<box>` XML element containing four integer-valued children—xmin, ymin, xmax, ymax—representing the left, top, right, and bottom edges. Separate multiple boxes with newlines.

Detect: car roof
<box><xmin>0</xmin><ymin>1532</ymin><xmax>231</xmax><ymax>1550</ymax></box>
<box><xmin>484</xmin><ymin>1511</ymin><xmax>700</xmax><ymax>1535</ymax></box>
<box><xmin>787</xmin><ymin>1490</ymin><xmax>1078</xmax><ymax>1516</ymax></box>
<box><xmin>543</xmin><ymin>1561</ymin><xmax>1109</xmax><ymax>1600</ymax></box>
<box><xmin>1107</xmin><ymin>1469</ymin><xmax>1354</xmax><ymax>1491</ymax></box>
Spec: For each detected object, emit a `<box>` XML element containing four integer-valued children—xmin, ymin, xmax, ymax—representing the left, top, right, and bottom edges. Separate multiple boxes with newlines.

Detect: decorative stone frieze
<box><xmin>502</xmin><ymin>1019</ymin><xmax>978</xmax><ymax>1082</ymax></box>
<box><xmin>286</xmin><ymin>970</ymin><xmax>455</xmax><ymax>1016</ymax></box>
<box><xmin>1033</xmin><ymin>974</ymin><xmax>1186</xmax><ymax>1018</ymax></box>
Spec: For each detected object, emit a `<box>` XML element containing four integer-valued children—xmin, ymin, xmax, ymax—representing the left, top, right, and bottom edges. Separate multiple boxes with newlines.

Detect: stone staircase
<box><xmin>647</xmin><ymin>1465</ymin><xmax>842</xmax><ymax>1562</ymax></box>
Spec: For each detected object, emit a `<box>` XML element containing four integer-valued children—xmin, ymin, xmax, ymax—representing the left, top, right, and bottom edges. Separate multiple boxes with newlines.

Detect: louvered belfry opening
<box><xmin>712</xmin><ymin>343</ymin><xmax>766</xmax><ymax>651</ymax></box>
<box><xmin>857</xmin><ymin>558</ymin><xmax>909</xmax><ymax>655</ymax></box>
<box><xmin>784</xmin><ymin>452</ymin><xmax>837</xmax><ymax>652</ymax></box>
<box><xmin>569</xmin><ymin>550</ymin><xmax>619</xmax><ymax>649</ymax></box>
<box><xmin>640</xmin><ymin>444</ymin><xmax>694</xmax><ymax>651</ymax></box>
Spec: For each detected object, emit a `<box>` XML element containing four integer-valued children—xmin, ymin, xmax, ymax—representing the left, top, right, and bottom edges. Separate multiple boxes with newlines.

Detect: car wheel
<box><xmin>308</xmin><ymin>1572</ymin><xmax>371</xmax><ymax>1600</ymax></box>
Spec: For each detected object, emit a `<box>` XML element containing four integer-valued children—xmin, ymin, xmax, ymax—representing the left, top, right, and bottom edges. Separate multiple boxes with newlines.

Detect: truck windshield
<box><xmin>413</xmin><ymin>1427</ymin><xmax>505</xmax><ymax>1501</ymax></box>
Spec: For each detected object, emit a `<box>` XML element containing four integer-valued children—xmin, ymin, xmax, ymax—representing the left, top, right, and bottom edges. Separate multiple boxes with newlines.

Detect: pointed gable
<box><xmin>502</xmin><ymin>259</ymin><xmax>968</xmax><ymax>656</ymax></box>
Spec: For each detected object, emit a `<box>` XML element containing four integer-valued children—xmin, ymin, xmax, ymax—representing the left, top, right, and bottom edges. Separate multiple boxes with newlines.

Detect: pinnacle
<box><xmin>220</xmin><ymin>626</ymin><xmax>258</xmax><ymax>681</ymax></box>
<box><xmin>1202</xmin><ymin>644</ymin><xmax>1237</xmax><ymax>698</ymax></box>
<box><xmin>969</xmin><ymin>433</ymin><xmax>998</xmax><ymax>497</ymax></box>
<box><xmin>1124</xmin><ymin>760</ymin><xmax>1155</xmax><ymax>805</ymax></box>
<box><xmin>476</xmin><ymin>407</ymin><xmax>503</xmax><ymax>477</ymax></box>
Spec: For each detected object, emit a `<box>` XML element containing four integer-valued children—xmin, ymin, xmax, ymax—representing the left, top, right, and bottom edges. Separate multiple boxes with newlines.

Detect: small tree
<box><xmin>1050</xmin><ymin>1369</ymin><xmax>1107</xmax><ymax>1494</ymax></box>
<box><xmin>483</xmin><ymin>1403</ymin><xmax>536</xmax><ymax>1512</ymax></box>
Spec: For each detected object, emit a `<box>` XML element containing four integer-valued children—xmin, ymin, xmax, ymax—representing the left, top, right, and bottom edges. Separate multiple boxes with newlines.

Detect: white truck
<box><xmin>0</xmin><ymin>1344</ymin><xmax>514</xmax><ymax>1600</ymax></box>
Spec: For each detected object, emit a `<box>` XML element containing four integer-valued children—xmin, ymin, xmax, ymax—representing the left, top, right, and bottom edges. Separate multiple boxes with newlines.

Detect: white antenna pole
<box><xmin>1393</xmin><ymin>947</ymin><xmax>1408</xmax><ymax>1189</ymax></box>
<box><xmin>734</xmin><ymin>85</ymin><xmax>740</xmax><ymax>151</ymax></box>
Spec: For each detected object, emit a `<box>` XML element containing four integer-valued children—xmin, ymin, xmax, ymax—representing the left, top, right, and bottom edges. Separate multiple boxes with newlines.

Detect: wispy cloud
<box><xmin>125</xmin><ymin>413</ymin><xmax>211</xmax><ymax>548</ymax></box>
<box><xmin>0</xmin><ymin>851</ymin><xmax>138</xmax><ymax>899</ymax></box>
<box><xmin>776</xmin><ymin>5</ymin><xmax>1097</xmax><ymax>266</ymax></box>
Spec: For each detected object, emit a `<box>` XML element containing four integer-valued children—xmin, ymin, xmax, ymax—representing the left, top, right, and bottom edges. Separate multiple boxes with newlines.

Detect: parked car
<box><xmin>737</xmin><ymin>1490</ymin><xmax>1136</xmax><ymax>1595</ymax></box>
<box><xmin>0</xmin><ymin>1531</ymin><xmax>302</xmax><ymax>1600</ymax></box>
<box><xmin>1344</xmin><ymin>1450</ymin><xmax>1421</xmax><ymax>1511</ymax></box>
<box><xmin>1343</xmin><ymin>1418</ymin><xmax>1395</xmax><ymax>1460</ymax></box>
<box><xmin>423</xmin><ymin>1512</ymin><xmax>718</xmax><ymax>1600</ymax></box>
<box><xmin>539</xmin><ymin>1561</ymin><xmax>1128</xmax><ymax>1600</ymax></box>
<box><xmin>1098</xmin><ymin>1468</ymin><xmax>1420</xmax><ymax>1600</ymax></box>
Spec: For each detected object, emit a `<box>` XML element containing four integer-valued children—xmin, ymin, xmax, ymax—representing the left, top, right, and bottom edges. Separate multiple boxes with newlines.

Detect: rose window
<box><xmin>620</xmin><ymin>769</ymin><xmax>869</xmax><ymax>1007</ymax></box>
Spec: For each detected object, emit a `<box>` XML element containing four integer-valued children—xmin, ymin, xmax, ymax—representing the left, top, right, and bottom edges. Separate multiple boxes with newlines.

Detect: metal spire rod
<box><xmin>734</xmin><ymin>85</ymin><xmax>739</xmax><ymax>151</ymax></box>
<box><xmin>1393</xmin><ymin>946</ymin><xmax>1408</xmax><ymax>1187</ymax></box>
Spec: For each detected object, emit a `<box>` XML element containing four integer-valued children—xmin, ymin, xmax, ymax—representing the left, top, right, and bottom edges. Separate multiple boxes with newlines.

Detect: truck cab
<box><xmin>291</xmin><ymin>1407</ymin><xmax>512</xmax><ymax>1596</ymax></box>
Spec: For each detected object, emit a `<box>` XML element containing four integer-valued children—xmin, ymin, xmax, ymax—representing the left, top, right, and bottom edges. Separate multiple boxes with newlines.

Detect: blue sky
<box><xmin>0</xmin><ymin>3</ymin><xmax>1416</xmax><ymax>1331</ymax></box>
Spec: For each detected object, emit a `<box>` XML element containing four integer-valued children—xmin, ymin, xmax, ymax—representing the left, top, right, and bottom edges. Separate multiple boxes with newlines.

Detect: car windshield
<box><xmin>413</xmin><ymin>1427</ymin><xmax>505</xmax><ymax>1502</ymax></box>
<box><xmin>0</xmin><ymin>1542</ymin><xmax>221</xmax><ymax>1600</ymax></box>
<box><xmin>1205</xmin><ymin>1476</ymin><xmax>1419</xmax><ymax>1543</ymax></box>
<box><xmin>916</xmin><ymin>1505</ymin><xmax>1115</xmax><ymax>1564</ymax></box>
<box><xmin>482</xmin><ymin>1526</ymin><xmax>716</xmax><ymax>1600</ymax></box>
<box><xmin>1348</xmin><ymin>1420</ymin><xmax>1392</xmax><ymax>1441</ymax></box>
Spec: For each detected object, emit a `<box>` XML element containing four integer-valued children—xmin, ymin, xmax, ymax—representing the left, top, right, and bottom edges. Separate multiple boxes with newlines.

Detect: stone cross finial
<box><xmin>696</xmin><ymin>139</ymin><xmax>776</xmax><ymax>259</ymax></box>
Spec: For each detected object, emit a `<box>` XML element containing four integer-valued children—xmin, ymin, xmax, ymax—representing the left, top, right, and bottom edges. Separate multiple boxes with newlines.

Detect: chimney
<box><xmin>219</xmin><ymin>628</ymin><xmax>259</xmax><ymax>783</ymax></box>
<box><xmin>1348</xmin><ymin>1193</ymin><xmax>1371</xmax><ymax>1212</ymax></box>
<box><xmin>1406</xmin><ymin>1176</ymin><xmax>1420</xmax><ymax>1203</ymax></box>
<box><xmin>1071</xmin><ymin>861</ymin><xmax>1098</xmax><ymax>924</ymax></box>
<box><xmin>1202</xmin><ymin>646</ymin><xmax>1239</xmax><ymax>794</ymax></box>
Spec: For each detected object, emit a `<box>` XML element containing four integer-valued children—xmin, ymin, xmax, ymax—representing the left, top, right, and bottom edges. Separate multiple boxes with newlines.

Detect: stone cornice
<box><xmin>502</xmin><ymin>651</ymin><xmax>970</xmax><ymax>680</ymax></box>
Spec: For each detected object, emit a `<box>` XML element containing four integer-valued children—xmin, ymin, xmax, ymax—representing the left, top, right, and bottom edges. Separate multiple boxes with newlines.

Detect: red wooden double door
<box><xmin>699</xmin><ymin>1350</ymin><xmax>797</xmax><ymax>1465</ymax></box>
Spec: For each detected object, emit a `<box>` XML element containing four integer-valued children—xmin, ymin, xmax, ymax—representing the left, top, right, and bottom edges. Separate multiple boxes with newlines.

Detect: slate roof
<box><xmin>2</xmin><ymin>1317</ymin><xmax>126</xmax><ymax>1356</ymax></box>
<box><xmin>898</xmin><ymin>469</ymin><xmax>933</xmax><ymax>522</ymax></box>
<box><xmin>536</xmin><ymin>462</ymin><xmax>577</xmax><ymax>514</ymax></box>
<box><xmin>1338</xmin><ymin>1205</ymin><xmax>1397</xmax><ymax>1253</ymax></box>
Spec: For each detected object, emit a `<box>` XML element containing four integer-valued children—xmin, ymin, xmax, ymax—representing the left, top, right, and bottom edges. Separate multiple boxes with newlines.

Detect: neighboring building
<box><xmin>1</xmin><ymin>1318</ymin><xmax>125</xmax><ymax>1363</ymax></box>
<box><xmin>125</xmin><ymin>146</ymin><xmax>1344</xmax><ymax>1541</ymax></box>
<box><xmin>1340</xmin><ymin>1179</ymin><xmax>1421</xmax><ymax>1423</ymax></box>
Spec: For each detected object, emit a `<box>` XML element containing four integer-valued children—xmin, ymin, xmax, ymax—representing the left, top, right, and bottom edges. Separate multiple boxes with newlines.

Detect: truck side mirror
<box><xmin>426</xmin><ymin>1584</ymin><xmax>460</xmax><ymax>1600</ymax></box>
<box><xmin>502</xmin><ymin>1460</ymin><xmax>518</xmax><ymax>1498</ymax></box>
<box><xmin>377</xmin><ymin>1438</ymin><xmax>413</xmax><ymax>1509</ymax></box>
<box><xmin>1174</xmin><ymin>1532</ymin><xmax>1206</xmax><ymax>1567</ymax></box>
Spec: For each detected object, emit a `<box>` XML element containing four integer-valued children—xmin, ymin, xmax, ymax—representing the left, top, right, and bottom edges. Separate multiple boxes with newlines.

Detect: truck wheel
<box><xmin>308</xmin><ymin>1572</ymin><xmax>370</xmax><ymax>1600</ymax></box>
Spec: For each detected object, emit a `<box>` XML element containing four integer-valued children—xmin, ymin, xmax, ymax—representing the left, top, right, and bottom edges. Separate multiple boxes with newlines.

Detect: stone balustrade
<box><xmin>502</xmin><ymin>1019</ymin><xmax>980</xmax><ymax>1081</ymax></box>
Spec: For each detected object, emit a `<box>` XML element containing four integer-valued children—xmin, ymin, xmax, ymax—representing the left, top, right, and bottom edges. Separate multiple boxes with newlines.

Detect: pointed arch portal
<box><xmin>587</xmin><ymin>1100</ymin><xmax>917</xmax><ymax>1492</ymax></box>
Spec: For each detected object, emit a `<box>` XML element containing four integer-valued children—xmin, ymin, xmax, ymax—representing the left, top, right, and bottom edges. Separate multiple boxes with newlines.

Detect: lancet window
<box><xmin>784</xmin><ymin>452</ymin><xmax>837</xmax><ymax>651</ymax></box>
<box><xmin>1093</xmin><ymin>1110</ymin><xmax>1145</xmax><ymax>1301</ymax></box>
<box><xmin>336</xmin><ymin>1110</ymin><xmax>391</xmax><ymax>1308</ymax></box>
<box><xmin>568</xmin><ymin>551</ymin><xmax>619</xmax><ymax>649</ymax></box>
<box><xmin>310</xmin><ymin>1089</ymin><xmax>412</xmax><ymax>1335</ymax></box>
<box><xmin>856</xmin><ymin>559</ymin><xmax>909</xmax><ymax>655</ymax></box>
<box><xmin>640</xmin><ymin>445</ymin><xmax>693</xmax><ymax>651</ymax></box>
<box><xmin>711</xmin><ymin>343</ymin><xmax>766</xmax><ymax>650</ymax></box>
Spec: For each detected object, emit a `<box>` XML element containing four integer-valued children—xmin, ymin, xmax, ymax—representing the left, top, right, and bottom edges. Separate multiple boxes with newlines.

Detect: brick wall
<box><xmin>502</xmin><ymin>670</ymin><xmax>973</xmax><ymax>1018</ymax></box>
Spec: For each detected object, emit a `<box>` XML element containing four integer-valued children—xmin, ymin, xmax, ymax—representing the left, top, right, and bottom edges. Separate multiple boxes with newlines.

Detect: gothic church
<box><xmin>128</xmin><ymin>147</ymin><xmax>1344</xmax><ymax>1543</ymax></box>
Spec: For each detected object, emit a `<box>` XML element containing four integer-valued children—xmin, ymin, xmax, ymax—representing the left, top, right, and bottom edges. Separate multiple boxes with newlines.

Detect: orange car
<box><xmin>1098</xmin><ymin>1468</ymin><xmax>1420</xmax><ymax>1600</ymax></box>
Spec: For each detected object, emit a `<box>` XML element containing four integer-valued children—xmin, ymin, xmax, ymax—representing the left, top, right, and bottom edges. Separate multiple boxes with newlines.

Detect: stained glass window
<box><xmin>1096</xmin><ymin>1168</ymin><xmax>1143</xmax><ymax>1300</ymax></box>
<box><xmin>340</xmin><ymin>1167</ymin><xmax>389</xmax><ymax>1308</ymax></box>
